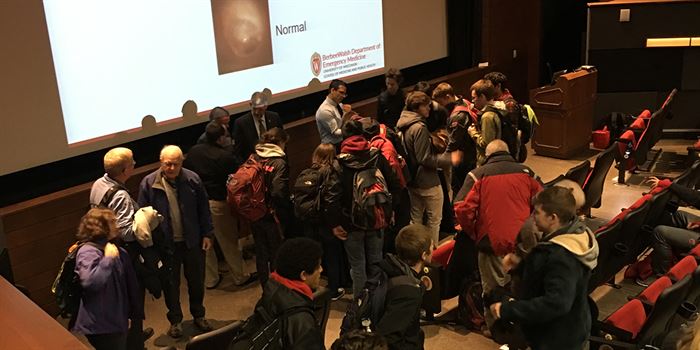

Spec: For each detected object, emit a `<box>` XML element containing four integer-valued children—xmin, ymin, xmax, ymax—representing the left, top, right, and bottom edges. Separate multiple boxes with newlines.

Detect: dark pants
<box><xmin>164</xmin><ymin>242</ymin><xmax>206</xmax><ymax>324</ymax></box>
<box><xmin>385</xmin><ymin>188</ymin><xmax>411</xmax><ymax>254</ymax></box>
<box><xmin>251</xmin><ymin>215</ymin><xmax>283</xmax><ymax>286</ymax></box>
<box><xmin>122</xmin><ymin>242</ymin><xmax>146</xmax><ymax>350</ymax></box>
<box><xmin>303</xmin><ymin>223</ymin><xmax>350</xmax><ymax>291</ymax></box>
<box><xmin>438</xmin><ymin>170</ymin><xmax>456</xmax><ymax>235</ymax></box>
<box><xmin>86</xmin><ymin>332</ymin><xmax>127</xmax><ymax>350</ymax></box>
<box><xmin>652</xmin><ymin>210</ymin><xmax>700</xmax><ymax>274</ymax></box>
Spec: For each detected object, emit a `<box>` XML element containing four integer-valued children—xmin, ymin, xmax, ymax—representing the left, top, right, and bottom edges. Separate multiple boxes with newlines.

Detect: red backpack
<box><xmin>369</xmin><ymin>124</ymin><xmax>408</xmax><ymax>188</ymax></box>
<box><xmin>450</xmin><ymin>100</ymin><xmax>479</xmax><ymax>125</ymax></box>
<box><xmin>227</xmin><ymin>156</ymin><xmax>269</xmax><ymax>222</ymax></box>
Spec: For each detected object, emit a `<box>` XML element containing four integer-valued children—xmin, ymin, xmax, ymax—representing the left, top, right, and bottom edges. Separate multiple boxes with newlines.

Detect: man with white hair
<box><xmin>453</xmin><ymin>140</ymin><xmax>542</xmax><ymax>336</ymax></box>
<box><xmin>138</xmin><ymin>145</ymin><xmax>214</xmax><ymax>338</ymax></box>
<box><xmin>232</xmin><ymin>90</ymin><xmax>283</xmax><ymax>161</ymax></box>
<box><xmin>89</xmin><ymin>147</ymin><xmax>153</xmax><ymax>348</ymax></box>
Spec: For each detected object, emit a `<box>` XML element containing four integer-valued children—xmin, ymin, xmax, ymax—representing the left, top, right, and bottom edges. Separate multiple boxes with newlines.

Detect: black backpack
<box><xmin>51</xmin><ymin>242</ymin><xmax>102</xmax><ymax>322</ymax></box>
<box><xmin>485</xmin><ymin>106</ymin><xmax>519</xmax><ymax>158</ymax></box>
<box><xmin>351</xmin><ymin>158</ymin><xmax>392</xmax><ymax>231</ymax></box>
<box><xmin>228</xmin><ymin>304</ymin><xmax>314</xmax><ymax>350</ymax></box>
<box><xmin>340</xmin><ymin>269</ymin><xmax>418</xmax><ymax>334</ymax></box>
<box><xmin>292</xmin><ymin>167</ymin><xmax>327</xmax><ymax>223</ymax></box>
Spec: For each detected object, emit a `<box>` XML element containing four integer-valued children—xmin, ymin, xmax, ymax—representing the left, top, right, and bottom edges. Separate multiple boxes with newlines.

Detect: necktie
<box><xmin>256</xmin><ymin>117</ymin><xmax>266</xmax><ymax>139</ymax></box>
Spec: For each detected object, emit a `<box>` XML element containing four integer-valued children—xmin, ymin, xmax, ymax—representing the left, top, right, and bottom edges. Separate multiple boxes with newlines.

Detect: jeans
<box><xmin>206</xmin><ymin>200</ymin><xmax>250</xmax><ymax>285</ymax></box>
<box><xmin>408</xmin><ymin>185</ymin><xmax>444</xmax><ymax>244</ymax></box>
<box><xmin>163</xmin><ymin>242</ymin><xmax>206</xmax><ymax>324</ymax></box>
<box><xmin>86</xmin><ymin>332</ymin><xmax>127</xmax><ymax>350</ymax></box>
<box><xmin>251</xmin><ymin>215</ymin><xmax>283</xmax><ymax>286</ymax></box>
<box><xmin>343</xmin><ymin>230</ymin><xmax>384</xmax><ymax>297</ymax></box>
<box><xmin>651</xmin><ymin>210</ymin><xmax>700</xmax><ymax>274</ymax></box>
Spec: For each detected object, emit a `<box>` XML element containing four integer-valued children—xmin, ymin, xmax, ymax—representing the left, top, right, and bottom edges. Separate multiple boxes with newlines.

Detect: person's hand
<box><xmin>688</xmin><ymin>222</ymin><xmax>700</xmax><ymax>230</ymax></box>
<box><xmin>502</xmin><ymin>253</ymin><xmax>520</xmax><ymax>272</ymax></box>
<box><xmin>104</xmin><ymin>243</ymin><xmax>119</xmax><ymax>258</ymax></box>
<box><xmin>490</xmin><ymin>302</ymin><xmax>502</xmax><ymax>319</ymax></box>
<box><xmin>332</xmin><ymin>226</ymin><xmax>348</xmax><ymax>241</ymax></box>
<box><xmin>342</xmin><ymin>104</ymin><xmax>352</xmax><ymax>113</ymax></box>
<box><xmin>645</xmin><ymin>176</ymin><xmax>661</xmax><ymax>190</ymax></box>
<box><xmin>467</xmin><ymin>125</ymin><xmax>477</xmax><ymax>137</ymax></box>
<box><xmin>202</xmin><ymin>237</ymin><xmax>212</xmax><ymax>251</ymax></box>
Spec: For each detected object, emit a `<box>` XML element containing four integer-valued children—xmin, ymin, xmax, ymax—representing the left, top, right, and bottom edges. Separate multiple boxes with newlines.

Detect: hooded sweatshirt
<box><xmin>254</xmin><ymin>143</ymin><xmax>290</xmax><ymax>214</ymax></box>
<box><xmin>396</xmin><ymin>110</ymin><xmax>451</xmax><ymax>189</ymax></box>
<box><xmin>469</xmin><ymin>101</ymin><xmax>509</xmax><ymax>165</ymax></box>
<box><xmin>375</xmin><ymin>254</ymin><xmax>425</xmax><ymax>350</ymax></box>
<box><xmin>500</xmin><ymin>218</ymin><xmax>599</xmax><ymax>350</ymax></box>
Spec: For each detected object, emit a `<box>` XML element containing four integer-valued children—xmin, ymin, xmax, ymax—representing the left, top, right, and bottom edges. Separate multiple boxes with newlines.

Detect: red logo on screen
<box><xmin>311</xmin><ymin>52</ymin><xmax>322</xmax><ymax>76</ymax></box>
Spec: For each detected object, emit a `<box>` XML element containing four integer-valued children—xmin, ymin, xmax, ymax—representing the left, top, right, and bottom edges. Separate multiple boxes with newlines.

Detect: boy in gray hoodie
<box><xmin>490</xmin><ymin>186</ymin><xmax>599</xmax><ymax>350</ymax></box>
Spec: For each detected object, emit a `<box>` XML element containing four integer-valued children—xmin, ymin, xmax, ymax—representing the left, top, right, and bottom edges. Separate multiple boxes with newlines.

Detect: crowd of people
<box><xmin>69</xmin><ymin>69</ymin><xmax>611</xmax><ymax>350</ymax></box>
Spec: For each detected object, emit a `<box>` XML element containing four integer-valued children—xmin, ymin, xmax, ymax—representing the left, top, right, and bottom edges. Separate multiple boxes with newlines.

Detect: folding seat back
<box><xmin>667</xmin><ymin>255</ymin><xmax>698</xmax><ymax>282</ymax></box>
<box><xmin>582</xmin><ymin>146</ymin><xmax>616</xmax><ymax>212</ymax></box>
<box><xmin>619</xmin><ymin>200</ymin><xmax>651</xmax><ymax>261</ymax></box>
<box><xmin>564</xmin><ymin>159</ymin><xmax>592</xmax><ymax>188</ymax></box>
<box><xmin>638</xmin><ymin>276</ymin><xmax>672</xmax><ymax>305</ymax></box>
<box><xmin>672</xmin><ymin>160</ymin><xmax>700</xmax><ymax>188</ymax></box>
<box><xmin>432</xmin><ymin>239</ymin><xmax>456</xmax><ymax>267</ymax></box>
<box><xmin>589</xmin><ymin>220</ymin><xmax>624</xmax><ymax>292</ymax></box>
<box><xmin>634</xmin><ymin>112</ymin><xmax>664</xmax><ymax>166</ymax></box>
<box><xmin>685</xmin><ymin>265</ymin><xmax>700</xmax><ymax>307</ymax></box>
<box><xmin>637</xmin><ymin>275</ymin><xmax>692</xmax><ymax>347</ymax></box>
<box><xmin>643</xmin><ymin>188</ymin><xmax>671</xmax><ymax>228</ymax></box>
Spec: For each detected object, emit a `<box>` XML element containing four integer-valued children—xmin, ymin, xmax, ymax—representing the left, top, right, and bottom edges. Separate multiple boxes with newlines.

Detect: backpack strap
<box><xmin>94</xmin><ymin>184</ymin><xmax>127</xmax><ymax>209</ymax></box>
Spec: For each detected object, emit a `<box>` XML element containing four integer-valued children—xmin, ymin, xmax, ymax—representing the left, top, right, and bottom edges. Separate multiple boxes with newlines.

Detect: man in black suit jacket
<box><xmin>231</xmin><ymin>91</ymin><xmax>284</xmax><ymax>161</ymax></box>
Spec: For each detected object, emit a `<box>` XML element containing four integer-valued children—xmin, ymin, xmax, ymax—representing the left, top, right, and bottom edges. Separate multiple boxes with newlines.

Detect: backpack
<box><xmin>51</xmin><ymin>242</ymin><xmax>102</xmax><ymax>322</ymax></box>
<box><xmin>292</xmin><ymin>167</ymin><xmax>326</xmax><ymax>223</ymax></box>
<box><xmin>351</xmin><ymin>159</ymin><xmax>393</xmax><ymax>230</ymax></box>
<box><xmin>228</xmin><ymin>304</ymin><xmax>314</xmax><ymax>350</ymax></box>
<box><xmin>484</xmin><ymin>106</ymin><xmax>519</xmax><ymax>159</ymax></box>
<box><xmin>369</xmin><ymin>125</ymin><xmax>408</xmax><ymax>188</ymax></box>
<box><xmin>340</xmin><ymin>269</ymin><xmax>418</xmax><ymax>335</ymax></box>
<box><xmin>456</xmin><ymin>279</ymin><xmax>485</xmax><ymax>331</ymax></box>
<box><xmin>450</xmin><ymin>104</ymin><xmax>479</xmax><ymax>126</ymax></box>
<box><xmin>227</xmin><ymin>155</ymin><xmax>269</xmax><ymax>222</ymax></box>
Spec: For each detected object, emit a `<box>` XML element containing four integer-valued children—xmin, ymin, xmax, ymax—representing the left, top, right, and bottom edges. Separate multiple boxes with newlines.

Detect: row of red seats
<box><xmin>595</xmin><ymin>249</ymin><xmax>700</xmax><ymax>348</ymax></box>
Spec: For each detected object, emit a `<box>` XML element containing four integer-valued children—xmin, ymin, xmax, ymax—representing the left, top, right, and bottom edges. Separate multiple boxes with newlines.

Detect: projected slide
<box><xmin>43</xmin><ymin>0</ymin><xmax>384</xmax><ymax>144</ymax></box>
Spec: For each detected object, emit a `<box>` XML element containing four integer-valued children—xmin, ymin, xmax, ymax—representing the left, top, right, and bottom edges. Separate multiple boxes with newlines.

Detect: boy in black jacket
<box><xmin>490</xmin><ymin>187</ymin><xmax>599</xmax><ymax>350</ymax></box>
<box><xmin>374</xmin><ymin>224</ymin><xmax>433</xmax><ymax>350</ymax></box>
<box><xmin>258</xmin><ymin>237</ymin><xmax>325</xmax><ymax>349</ymax></box>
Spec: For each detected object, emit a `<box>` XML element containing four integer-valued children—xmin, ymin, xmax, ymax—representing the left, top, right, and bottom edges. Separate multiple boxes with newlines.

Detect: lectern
<box><xmin>530</xmin><ymin>69</ymin><xmax>597</xmax><ymax>159</ymax></box>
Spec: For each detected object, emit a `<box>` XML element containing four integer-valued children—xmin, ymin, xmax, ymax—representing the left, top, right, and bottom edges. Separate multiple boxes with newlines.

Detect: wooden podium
<box><xmin>530</xmin><ymin>69</ymin><xmax>597</xmax><ymax>159</ymax></box>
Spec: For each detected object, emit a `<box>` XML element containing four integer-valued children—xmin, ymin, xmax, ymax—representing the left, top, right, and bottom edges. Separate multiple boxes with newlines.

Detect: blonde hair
<box><xmin>103</xmin><ymin>147</ymin><xmax>133</xmax><ymax>178</ymax></box>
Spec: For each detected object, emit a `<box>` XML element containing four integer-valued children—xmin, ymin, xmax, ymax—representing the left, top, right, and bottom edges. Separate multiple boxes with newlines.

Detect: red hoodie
<box><xmin>341</xmin><ymin>135</ymin><xmax>370</xmax><ymax>153</ymax></box>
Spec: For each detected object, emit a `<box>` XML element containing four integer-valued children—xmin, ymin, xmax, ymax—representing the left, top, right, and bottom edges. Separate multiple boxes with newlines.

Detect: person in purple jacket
<box><xmin>72</xmin><ymin>208</ymin><xmax>143</xmax><ymax>350</ymax></box>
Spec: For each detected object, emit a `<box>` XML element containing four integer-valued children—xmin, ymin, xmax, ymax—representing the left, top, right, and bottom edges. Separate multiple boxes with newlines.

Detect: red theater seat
<box><xmin>689</xmin><ymin>244</ymin><xmax>700</xmax><ymax>258</ymax></box>
<box><xmin>639</xmin><ymin>276</ymin><xmax>672</xmax><ymax>305</ymax></box>
<box><xmin>667</xmin><ymin>255</ymin><xmax>698</xmax><ymax>282</ymax></box>
<box><xmin>432</xmin><ymin>239</ymin><xmax>455</xmax><ymax>267</ymax></box>
<box><xmin>606</xmin><ymin>299</ymin><xmax>646</xmax><ymax>339</ymax></box>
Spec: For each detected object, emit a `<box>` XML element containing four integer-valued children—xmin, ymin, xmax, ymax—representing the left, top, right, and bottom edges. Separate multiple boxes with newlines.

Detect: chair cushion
<box><xmin>667</xmin><ymin>255</ymin><xmax>698</xmax><ymax>282</ymax></box>
<box><xmin>639</xmin><ymin>276</ymin><xmax>672</xmax><ymax>304</ymax></box>
<box><xmin>606</xmin><ymin>299</ymin><xmax>647</xmax><ymax>339</ymax></box>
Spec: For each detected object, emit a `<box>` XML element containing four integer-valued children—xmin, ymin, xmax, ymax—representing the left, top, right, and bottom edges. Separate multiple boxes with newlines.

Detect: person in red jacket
<box><xmin>453</xmin><ymin>139</ymin><xmax>542</xmax><ymax>335</ymax></box>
